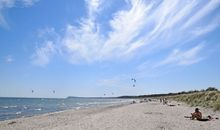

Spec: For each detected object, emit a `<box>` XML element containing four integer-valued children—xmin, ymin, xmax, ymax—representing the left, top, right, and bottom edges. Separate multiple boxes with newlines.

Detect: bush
<box><xmin>206</xmin><ymin>87</ymin><xmax>218</xmax><ymax>91</ymax></box>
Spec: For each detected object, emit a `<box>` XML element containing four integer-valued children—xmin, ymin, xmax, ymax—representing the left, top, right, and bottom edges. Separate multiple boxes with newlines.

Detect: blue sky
<box><xmin>0</xmin><ymin>0</ymin><xmax>220</xmax><ymax>98</ymax></box>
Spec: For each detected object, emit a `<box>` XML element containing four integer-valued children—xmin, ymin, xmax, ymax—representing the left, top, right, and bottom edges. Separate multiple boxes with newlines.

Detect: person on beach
<box><xmin>191</xmin><ymin>108</ymin><xmax>202</xmax><ymax>120</ymax></box>
<box><xmin>162</xmin><ymin>98</ymin><xmax>168</xmax><ymax>105</ymax></box>
<box><xmin>185</xmin><ymin>108</ymin><xmax>218</xmax><ymax>121</ymax></box>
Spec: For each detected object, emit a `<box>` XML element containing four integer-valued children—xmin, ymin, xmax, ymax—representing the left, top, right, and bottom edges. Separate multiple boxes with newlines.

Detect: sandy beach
<box><xmin>0</xmin><ymin>100</ymin><xmax>220</xmax><ymax>130</ymax></box>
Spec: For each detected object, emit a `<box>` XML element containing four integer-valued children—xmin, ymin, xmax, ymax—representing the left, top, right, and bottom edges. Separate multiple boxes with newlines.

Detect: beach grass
<box><xmin>169</xmin><ymin>90</ymin><xmax>220</xmax><ymax>111</ymax></box>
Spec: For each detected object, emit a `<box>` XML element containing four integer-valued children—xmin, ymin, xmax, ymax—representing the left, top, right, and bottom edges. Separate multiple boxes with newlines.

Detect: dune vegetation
<box><xmin>169</xmin><ymin>87</ymin><xmax>220</xmax><ymax>111</ymax></box>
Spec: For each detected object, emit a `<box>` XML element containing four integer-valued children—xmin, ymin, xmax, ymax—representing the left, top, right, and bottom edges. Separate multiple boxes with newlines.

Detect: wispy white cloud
<box><xmin>0</xmin><ymin>0</ymin><xmax>15</xmax><ymax>28</ymax></box>
<box><xmin>31</xmin><ymin>27</ymin><xmax>60</xmax><ymax>66</ymax></box>
<box><xmin>156</xmin><ymin>44</ymin><xmax>204</xmax><ymax>67</ymax></box>
<box><xmin>5</xmin><ymin>55</ymin><xmax>14</xmax><ymax>63</ymax></box>
<box><xmin>96</xmin><ymin>74</ymin><xmax>131</xmax><ymax>88</ymax></box>
<box><xmin>0</xmin><ymin>12</ymin><xmax>8</xmax><ymax>28</ymax></box>
<box><xmin>182</xmin><ymin>0</ymin><xmax>220</xmax><ymax>29</ymax></box>
<box><xmin>31</xmin><ymin>41</ymin><xmax>56</xmax><ymax>67</ymax></box>
<box><xmin>97</xmin><ymin>77</ymin><xmax>122</xmax><ymax>87</ymax></box>
<box><xmin>192</xmin><ymin>14</ymin><xmax>220</xmax><ymax>36</ymax></box>
<box><xmin>33</xmin><ymin>0</ymin><xmax>219</xmax><ymax>67</ymax></box>
<box><xmin>62</xmin><ymin>24</ymin><xmax>103</xmax><ymax>64</ymax></box>
<box><xmin>123</xmin><ymin>0</ymin><xmax>184</xmax><ymax>54</ymax></box>
<box><xmin>62</xmin><ymin>0</ymin><xmax>153</xmax><ymax>63</ymax></box>
<box><xmin>134</xmin><ymin>44</ymin><xmax>205</xmax><ymax>78</ymax></box>
<box><xmin>61</xmin><ymin>0</ymin><xmax>104</xmax><ymax>64</ymax></box>
<box><xmin>0</xmin><ymin>0</ymin><xmax>38</xmax><ymax>28</ymax></box>
<box><xmin>0</xmin><ymin>0</ymin><xmax>15</xmax><ymax>8</ymax></box>
<box><xmin>21</xmin><ymin>0</ymin><xmax>39</xmax><ymax>7</ymax></box>
<box><xmin>102</xmin><ymin>0</ymin><xmax>153</xmax><ymax>57</ymax></box>
<box><xmin>86</xmin><ymin>0</ymin><xmax>102</xmax><ymax>17</ymax></box>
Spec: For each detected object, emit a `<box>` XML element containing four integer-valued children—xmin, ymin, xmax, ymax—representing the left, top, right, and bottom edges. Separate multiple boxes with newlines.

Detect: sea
<box><xmin>0</xmin><ymin>97</ymin><xmax>131</xmax><ymax>121</ymax></box>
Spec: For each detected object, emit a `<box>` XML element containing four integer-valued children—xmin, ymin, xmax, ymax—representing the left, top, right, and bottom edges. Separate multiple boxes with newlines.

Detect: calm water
<box><xmin>0</xmin><ymin>97</ymin><xmax>130</xmax><ymax>121</ymax></box>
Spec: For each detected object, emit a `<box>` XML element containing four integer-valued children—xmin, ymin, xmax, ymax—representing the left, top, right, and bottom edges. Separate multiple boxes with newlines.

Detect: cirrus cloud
<box><xmin>0</xmin><ymin>0</ymin><xmax>38</xmax><ymax>28</ymax></box>
<box><xmin>32</xmin><ymin>0</ymin><xmax>220</xmax><ymax>67</ymax></box>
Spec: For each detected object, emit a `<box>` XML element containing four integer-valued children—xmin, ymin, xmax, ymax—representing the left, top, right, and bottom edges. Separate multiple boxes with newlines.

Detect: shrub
<box><xmin>206</xmin><ymin>87</ymin><xmax>218</xmax><ymax>91</ymax></box>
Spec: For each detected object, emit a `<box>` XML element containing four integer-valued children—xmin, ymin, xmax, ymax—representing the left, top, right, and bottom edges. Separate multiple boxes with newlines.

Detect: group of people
<box><xmin>159</xmin><ymin>98</ymin><xmax>168</xmax><ymax>105</ymax></box>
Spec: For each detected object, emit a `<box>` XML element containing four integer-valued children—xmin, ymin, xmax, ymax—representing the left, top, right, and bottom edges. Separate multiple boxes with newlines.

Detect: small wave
<box><xmin>2</xmin><ymin>106</ymin><xmax>9</xmax><ymax>109</ymax></box>
<box><xmin>1</xmin><ymin>105</ymin><xmax>17</xmax><ymax>109</ymax></box>
<box><xmin>75</xmin><ymin>107</ymin><xmax>81</xmax><ymax>110</ymax></box>
<box><xmin>76</xmin><ymin>103</ymin><xmax>84</xmax><ymax>105</ymax></box>
<box><xmin>88</xmin><ymin>102</ymin><xmax>101</xmax><ymax>105</ymax></box>
<box><xmin>10</xmin><ymin>105</ymin><xmax>17</xmax><ymax>108</ymax></box>
<box><xmin>35</xmin><ymin>108</ymin><xmax>42</xmax><ymax>111</ymax></box>
<box><xmin>16</xmin><ymin>111</ymin><xmax>21</xmax><ymax>115</ymax></box>
<box><xmin>23</xmin><ymin>106</ymin><xmax>28</xmax><ymax>109</ymax></box>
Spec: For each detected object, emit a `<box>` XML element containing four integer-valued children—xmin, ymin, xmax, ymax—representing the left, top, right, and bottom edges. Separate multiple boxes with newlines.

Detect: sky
<box><xmin>0</xmin><ymin>0</ymin><xmax>220</xmax><ymax>98</ymax></box>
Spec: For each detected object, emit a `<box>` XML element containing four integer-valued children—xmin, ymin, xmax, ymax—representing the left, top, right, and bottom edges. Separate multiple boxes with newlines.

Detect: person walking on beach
<box><xmin>191</xmin><ymin>108</ymin><xmax>202</xmax><ymax>120</ymax></box>
<box><xmin>162</xmin><ymin>98</ymin><xmax>168</xmax><ymax>105</ymax></box>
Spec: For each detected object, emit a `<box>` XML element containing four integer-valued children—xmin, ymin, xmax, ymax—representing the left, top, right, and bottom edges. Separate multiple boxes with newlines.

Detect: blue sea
<box><xmin>0</xmin><ymin>97</ymin><xmax>130</xmax><ymax>121</ymax></box>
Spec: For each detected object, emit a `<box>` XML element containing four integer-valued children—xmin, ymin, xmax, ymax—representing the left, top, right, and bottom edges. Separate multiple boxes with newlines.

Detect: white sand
<box><xmin>0</xmin><ymin>101</ymin><xmax>220</xmax><ymax>130</ymax></box>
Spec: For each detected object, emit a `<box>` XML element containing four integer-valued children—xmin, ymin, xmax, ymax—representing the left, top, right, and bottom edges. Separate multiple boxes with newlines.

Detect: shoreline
<box><xmin>0</xmin><ymin>100</ymin><xmax>132</xmax><ymax>122</ymax></box>
<box><xmin>1</xmin><ymin>100</ymin><xmax>220</xmax><ymax>130</ymax></box>
<box><xmin>0</xmin><ymin>97</ymin><xmax>132</xmax><ymax>122</ymax></box>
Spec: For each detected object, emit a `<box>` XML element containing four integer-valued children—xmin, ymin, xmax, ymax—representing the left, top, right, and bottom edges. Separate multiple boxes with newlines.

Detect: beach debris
<box><xmin>168</xmin><ymin>104</ymin><xmax>176</xmax><ymax>107</ymax></box>
<box><xmin>8</xmin><ymin>121</ymin><xmax>16</xmax><ymax>125</ymax></box>
<box><xmin>157</xmin><ymin>126</ymin><xmax>165</xmax><ymax>130</ymax></box>
<box><xmin>184</xmin><ymin>116</ymin><xmax>192</xmax><ymax>119</ymax></box>
<box><xmin>158</xmin><ymin>126</ymin><xmax>165</xmax><ymax>130</ymax></box>
<box><xmin>144</xmin><ymin>112</ymin><xmax>163</xmax><ymax>115</ymax></box>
